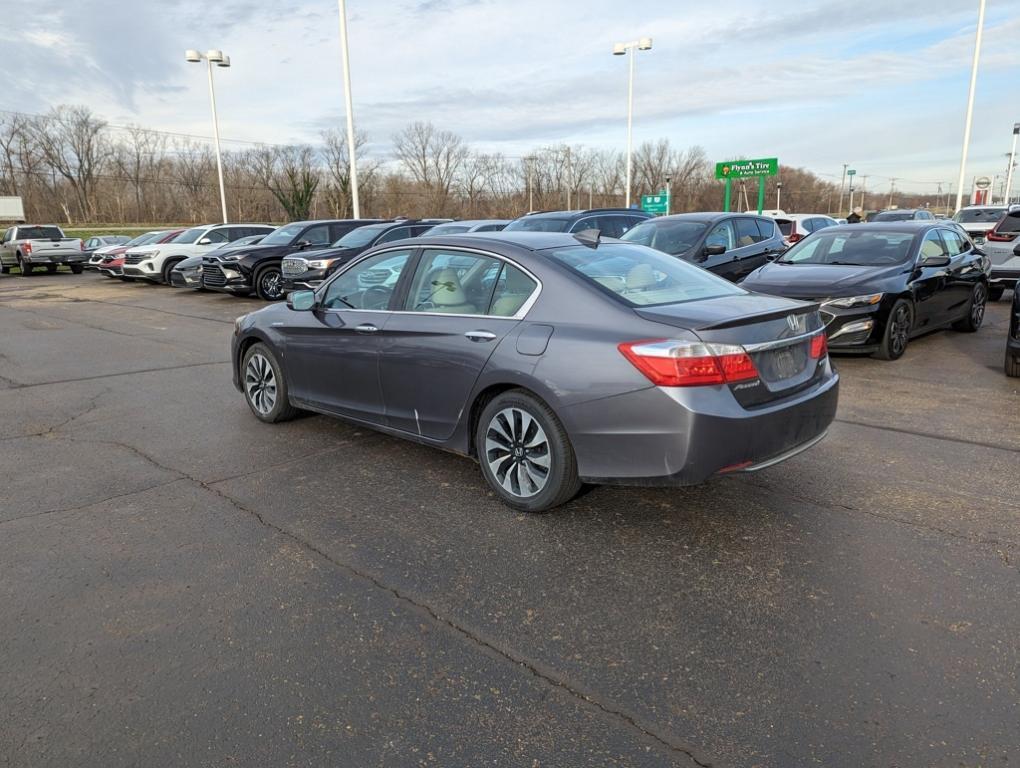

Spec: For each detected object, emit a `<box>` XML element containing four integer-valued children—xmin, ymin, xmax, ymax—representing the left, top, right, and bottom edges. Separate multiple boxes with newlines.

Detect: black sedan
<box><xmin>232</xmin><ymin>232</ymin><xmax>838</xmax><ymax>513</ymax></box>
<box><xmin>621</xmin><ymin>212</ymin><xmax>786</xmax><ymax>282</ymax></box>
<box><xmin>202</xmin><ymin>219</ymin><xmax>387</xmax><ymax>300</ymax></box>
<box><xmin>169</xmin><ymin>234</ymin><xmax>268</xmax><ymax>290</ymax></box>
<box><xmin>1006</xmin><ymin>287</ymin><xmax>1020</xmax><ymax>377</ymax></box>
<box><xmin>741</xmin><ymin>222</ymin><xmax>990</xmax><ymax>360</ymax></box>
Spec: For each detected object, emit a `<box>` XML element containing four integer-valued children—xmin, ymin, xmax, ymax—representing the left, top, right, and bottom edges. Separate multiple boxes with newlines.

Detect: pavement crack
<box><xmin>3</xmin><ymin>360</ymin><xmax>229</xmax><ymax>390</ymax></box>
<box><xmin>0</xmin><ymin>478</ymin><xmax>186</xmax><ymax>526</ymax></box>
<box><xmin>835</xmin><ymin>417</ymin><xmax>1019</xmax><ymax>455</ymax></box>
<box><xmin>194</xmin><ymin>480</ymin><xmax>713</xmax><ymax>767</ymax></box>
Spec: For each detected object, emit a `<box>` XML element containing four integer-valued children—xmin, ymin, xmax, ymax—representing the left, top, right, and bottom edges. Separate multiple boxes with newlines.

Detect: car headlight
<box><xmin>306</xmin><ymin>258</ymin><xmax>336</xmax><ymax>269</ymax></box>
<box><xmin>142</xmin><ymin>250</ymin><xmax>159</xmax><ymax>259</ymax></box>
<box><xmin>221</xmin><ymin>253</ymin><xmax>246</xmax><ymax>261</ymax></box>
<box><xmin>824</xmin><ymin>293</ymin><xmax>884</xmax><ymax>309</ymax></box>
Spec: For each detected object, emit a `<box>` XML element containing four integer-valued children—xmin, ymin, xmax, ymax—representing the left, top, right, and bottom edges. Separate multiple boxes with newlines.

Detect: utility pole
<box><xmin>860</xmin><ymin>175</ymin><xmax>869</xmax><ymax>212</ymax></box>
<box><xmin>936</xmin><ymin>181</ymin><xmax>944</xmax><ymax>213</ymax></box>
<box><xmin>837</xmin><ymin>163</ymin><xmax>848</xmax><ymax>216</ymax></box>
<box><xmin>775</xmin><ymin>181</ymin><xmax>783</xmax><ymax>210</ymax></box>
<box><xmin>337</xmin><ymin>0</ymin><xmax>361</xmax><ymax>218</ymax></box>
<box><xmin>955</xmin><ymin>0</ymin><xmax>986</xmax><ymax>214</ymax></box>
<box><xmin>1005</xmin><ymin>123</ymin><xmax>1019</xmax><ymax>206</ymax></box>
<box><xmin>888</xmin><ymin>178</ymin><xmax>898</xmax><ymax>208</ymax></box>
<box><xmin>565</xmin><ymin>146</ymin><xmax>573</xmax><ymax>209</ymax></box>
<box><xmin>665</xmin><ymin>176</ymin><xmax>672</xmax><ymax>215</ymax></box>
<box><xmin>526</xmin><ymin>156</ymin><xmax>534</xmax><ymax>211</ymax></box>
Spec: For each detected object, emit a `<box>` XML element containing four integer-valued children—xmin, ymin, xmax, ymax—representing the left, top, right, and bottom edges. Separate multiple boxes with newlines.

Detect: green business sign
<box><xmin>715</xmin><ymin>157</ymin><xmax>779</xmax><ymax>180</ymax></box>
<box><xmin>640</xmin><ymin>194</ymin><xmax>669</xmax><ymax>215</ymax></box>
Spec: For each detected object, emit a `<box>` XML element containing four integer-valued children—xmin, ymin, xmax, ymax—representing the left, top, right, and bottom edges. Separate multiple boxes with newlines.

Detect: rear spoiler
<box><xmin>695</xmin><ymin>302</ymin><xmax>821</xmax><ymax>331</ymax></box>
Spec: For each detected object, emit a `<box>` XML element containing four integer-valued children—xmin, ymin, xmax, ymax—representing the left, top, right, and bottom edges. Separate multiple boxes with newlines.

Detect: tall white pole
<box><xmin>955</xmin><ymin>0</ymin><xmax>986</xmax><ymax>214</ymax></box>
<box><xmin>338</xmin><ymin>0</ymin><xmax>360</xmax><ymax>219</ymax></box>
<box><xmin>1005</xmin><ymin>124</ymin><xmax>1019</xmax><ymax>206</ymax></box>
<box><xmin>206</xmin><ymin>59</ymin><xmax>229</xmax><ymax>224</ymax></box>
<box><xmin>837</xmin><ymin>163</ymin><xmax>847</xmax><ymax>216</ymax></box>
<box><xmin>624</xmin><ymin>50</ymin><xmax>635</xmax><ymax>209</ymax></box>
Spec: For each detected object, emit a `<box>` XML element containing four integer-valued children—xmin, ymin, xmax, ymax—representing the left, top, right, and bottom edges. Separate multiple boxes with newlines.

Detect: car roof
<box><xmin>641</xmin><ymin>212</ymin><xmax>769</xmax><ymax>224</ymax></box>
<box><xmin>519</xmin><ymin>208</ymin><xmax>649</xmax><ymax>220</ymax></box>
<box><xmin>410</xmin><ymin>231</ymin><xmax>597</xmax><ymax>251</ymax></box>
<box><xmin>778</xmin><ymin>213</ymin><xmax>836</xmax><ymax>220</ymax></box>
<box><xmin>827</xmin><ymin>221</ymin><xmax>942</xmax><ymax>232</ymax></box>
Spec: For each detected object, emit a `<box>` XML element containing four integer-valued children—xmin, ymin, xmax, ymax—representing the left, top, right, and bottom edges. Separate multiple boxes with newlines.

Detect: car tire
<box><xmin>875</xmin><ymin>299</ymin><xmax>913</xmax><ymax>361</ymax></box>
<box><xmin>255</xmin><ymin>266</ymin><xmax>285</xmax><ymax>301</ymax></box>
<box><xmin>46</xmin><ymin>264</ymin><xmax>58</xmax><ymax>274</ymax></box>
<box><xmin>475</xmin><ymin>389</ymin><xmax>582</xmax><ymax>513</ymax></box>
<box><xmin>70</xmin><ymin>264</ymin><xmax>83</xmax><ymax>274</ymax></box>
<box><xmin>988</xmin><ymin>286</ymin><xmax>1004</xmax><ymax>302</ymax></box>
<box><xmin>18</xmin><ymin>256</ymin><xmax>32</xmax><ymax>276</ymax></box>
<box><xmin>0</xmin><ymin>265</ymin><xmax>9</xmax><ymax>274</ymax></box>
<box><xmin>952</xmin><ymin>283</ymin><xmax>987</xmax><ymax>333</ymax></box>
<box><xmin>161</xmin><ymin>259</ymin><xmax>182</xmax><ymax>285</ymax></box>
<box><xmin>1006</xmin><ymin>349</ymin><xmax>1020</xmax><ymax>378</ymax></box>
<box><xmin>241</xmin><ymin>343</ymin><xmax>299</xmax><ymax>423</ymax></box>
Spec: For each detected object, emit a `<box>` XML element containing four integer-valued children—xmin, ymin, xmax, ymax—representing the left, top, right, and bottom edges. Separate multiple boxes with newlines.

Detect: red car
<box><xmin>97</xmin><ymin>254</ymin><xmax>127</xmax><ymax>278</ymax></box>
<box><xmin>91</xmin><ymin>228</ymin><xmax>185</xmax><ymax>276</ymax></box>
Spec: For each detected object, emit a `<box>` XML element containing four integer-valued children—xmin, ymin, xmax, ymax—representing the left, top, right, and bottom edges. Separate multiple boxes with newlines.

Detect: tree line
<box><xmin>0</xmin><ymin>105</ymin><xmax>940</xmax><ymax>225</ymax></box>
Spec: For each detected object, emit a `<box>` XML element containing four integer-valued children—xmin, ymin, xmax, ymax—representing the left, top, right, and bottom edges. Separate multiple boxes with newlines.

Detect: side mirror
<box><xmin>287</xmin><ymin>290</ymin><xmax>316</xmax><ymax>311</ymax></box>
<box><xmin>705</xmin><ymin>244</ymin><xmax>727</xmax><ymax>257</ymax></box>
<box><xmin>919</xmin><ymin>254</ymin><xmax>951</xmax><ymax>268</ymax></box>
<box><xmin>297</xmin><ymin>240</ymin><xmax>312</xmax><ymax>249</ymax></box>
<box><xmin>197</xmin><ymin>237</ymin><xmax>212</xmax><ymax>245</ymax></box>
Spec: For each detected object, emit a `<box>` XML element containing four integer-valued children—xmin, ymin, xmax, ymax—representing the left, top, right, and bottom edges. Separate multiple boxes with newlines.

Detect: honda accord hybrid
<box><xmin>231</xmin><ymin>232</ymin><xmax>839</xmax><ymax>512</ymax></box>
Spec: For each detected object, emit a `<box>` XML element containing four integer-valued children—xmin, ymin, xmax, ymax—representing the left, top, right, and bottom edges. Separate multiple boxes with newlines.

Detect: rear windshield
<box><xmin>953</xmin><ymin>207</ymin><xmax>1006</xmax><ymax>223</ymax></box>
<box><xmin>543</xmin><ymin>243</ymin><xmax>744</xmax><ymax>307</ymax></box>
<box><xmin>775</xmin><ymin>219</ymin><xmax>793</xmax><ymax>236</ymax></box>
<box><xmin>333</xmin><ymin>224</ymin><xmax>389</xmax><ymax>247</ymax></box>
<box><xmin>425</xmin><ymin>224</ymin><xmax>471</xmax><ymax>235</ymax></box>
<box><xmin>620</xmin><ymin>219</ymin><xmax>708</xmax><ymax>254</ymax></box>
<box><xmin>780</xmin><ymin>230</ymin><xmax>915</xmax><ymax>265</ymax></box>
<box><xmin>996</xmin><ymin>212</ymin><xmax>1020</xmax><ymax>234</ymax></box>
<box><xmin>504</xmin><ymin>217</ymin><xmax>571</xmax><ymax>233</ymax></box>
<box><xmin>17</xmin><ymin>226</ymin><xmax>63</xmax><ymax>239</ymax></box>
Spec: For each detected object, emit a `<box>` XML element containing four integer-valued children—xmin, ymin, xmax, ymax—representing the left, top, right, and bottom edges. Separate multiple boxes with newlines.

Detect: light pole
<box><xmin>775</xmin><ymin>180</ymin><xmax>782</xmax><ymax>210</ymax></box>
<box><xmin>955</xmin><ymin>0</ymin><xmax>986</xmax><ymax>214</ymax></box>
<box><xmin>1005</xmin><ymin>123</ymin><xmax>1020</xmax><ymax>206</ymax></box>
<box><xmin>185</xmin><ymin>49</ymin><xmax>231</xmax><ymax>223</ymax></box>
<box><xmin>837</xmin><ymin>163</ymin><xmax>848</xmax><ymax>216</ymax></box>
<box><xmin>613</xmin><ymin>37</ymin><xmax>652</xmax><ymax>209</ymax></box>
<box><xmin>337</xmin><ymin>0</ymin><xmax>360</xmax><ymax>218</ymax></box>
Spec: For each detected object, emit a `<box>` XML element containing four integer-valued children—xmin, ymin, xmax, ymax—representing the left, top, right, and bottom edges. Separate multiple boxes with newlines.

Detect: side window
<box><xmin>300</xmin><ymin>225</ymin><xmax>330</xmax><ymax>246</ymax></box>
<box><xmin>919</xmin><ymin>230</ymin><xmax>948</xmax><ymax>261</ymax></box>
<box><xmin>705</xmin><ymin>220</ymin><xmax>736</xmax><ymax>251</ymax></box>
<box><xmin>940</xmin><ymin>229</ymin><xmax>966</xmax><ymax>256</ymax></box>
<box><xmin>330</xmin><ymin>223</ymin><xmax>354</xmax><ymax>242</ymax></box>
<box><xmin>2</xmin><ymin>229</ymin><xmax>12</xmax><ymax>243</ymax></box>
<box><xmin>403</xmin><ymin>248</ymin><xmax>502</xmax><ymax>315</ymax></box>
<box><xmin>204</xmin><ymin>229</ymin><xmax>229</xmax><ymax>244</ymax></box>
<box><xmin>409</xmin><ymin>225</ymin><xmax>435</xmax><ymax>237</ymax></box>
<box><xmin>569</xmin><ymin>217</ymin><xmax>598</xmax><ymax>233</ymax></box>
<box><xmin>321</xmin><ymin>249</ymin><xmax>413</xmax><ymax>310</ymax></box>
<box><xmin>376</xmin><ymin>226</ymin><xmax>413</xmax><ymax>244</ymax></box>
<box><xmin>735</xmin><ymin>218</ymin><xmax>763</xmax><ymax>246</ymax></box>
<box><xmin>489</xmin><ymin>263</ymin><xmax>538</xmax><ymax>317</ymax></box>
<box><xmin>754</xmin><ymin>218</ymin><xmax>775</xmax><ymax>240</ymax></box>
<box><xmin>594</xmin><ymin>216</ymin><xmax>626</xmax><ymax>239</ymax></box>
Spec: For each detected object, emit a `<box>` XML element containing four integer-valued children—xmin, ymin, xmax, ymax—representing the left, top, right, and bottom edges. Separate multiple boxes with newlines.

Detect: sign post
<box><xmin>715</xmin><ymin>158</ymin><xmax>779</xmax><ymax>213</ymax></box>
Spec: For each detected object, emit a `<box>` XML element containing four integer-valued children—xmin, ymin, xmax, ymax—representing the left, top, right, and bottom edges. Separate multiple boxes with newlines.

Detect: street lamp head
<box><xmin>205</xmin><ymin>49</ymin><xmax>225</xmax><ymax>63</ymax></box>
<box><xmin>217</xmin><ymin>55</ymin><xmax>231</xmax><ymax>68</ymax></box>
<box><xmin>638</xmin><ymin>37</ymin><xmax>652</xmax><ymax>50</ymax></box>
<box><xmin>1013</xmin><ymin>122</ymin><xmax>1020</xmax><ymax>134</ymax></box>
<box><xmin>185</xmin><ymin>49</ymin><xmax>202</xmax><ymax>62</ymax></box>
<box><xmin>612</xmin><ymin>42</ymin><xmax>627</xmax><ymax>55</ymax></box>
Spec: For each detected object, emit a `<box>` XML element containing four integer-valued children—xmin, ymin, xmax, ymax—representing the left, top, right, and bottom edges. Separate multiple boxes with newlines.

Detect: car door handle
<box><xmin>354</xmin><ymin>323</ymin><xmax>379</xmax><ymax>333</ymax></box>
<box><xmin>464</xmin><ymin>330</ymin><xmax>497</xmax><ymax>342</ymax></box>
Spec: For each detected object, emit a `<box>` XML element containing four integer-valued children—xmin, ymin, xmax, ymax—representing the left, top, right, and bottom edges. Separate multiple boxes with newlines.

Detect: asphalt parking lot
<box><xmin>1</xmin><ymin>273</ymin><xmax>1018</xmax><ymax>768</ymax></box>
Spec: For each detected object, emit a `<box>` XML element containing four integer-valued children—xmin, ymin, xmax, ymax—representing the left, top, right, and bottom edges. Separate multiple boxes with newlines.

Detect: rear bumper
<box><xmin>564</xmin><ymin>371</ymin><xmax>839</xmax><ymax>486</ymax></box>
<box><xmin>23</xmin><ymin>254</ymin><xmax>86</xmax><ymax>265</ymax></box>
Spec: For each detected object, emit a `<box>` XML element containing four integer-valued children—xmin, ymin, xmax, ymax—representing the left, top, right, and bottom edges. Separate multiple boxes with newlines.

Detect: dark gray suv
<box><xmin>622</xmin><ymin>212</ymin><xmax>786</xmax><ymax>282</ymax></box>
<box><xmin>504</xmin><ymin>208</ymin><xmax>652</xmax><ymax>238</ymax></box>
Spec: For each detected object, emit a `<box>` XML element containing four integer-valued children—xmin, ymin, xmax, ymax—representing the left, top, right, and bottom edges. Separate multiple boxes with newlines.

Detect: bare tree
<box><xmin>262</xmin><ymin>145</ymin><xmax>320</xmax><ymax>221</ymax></box>
<box><xmin>393</xmin><ymin>122</ymin><xmax>468</xmax><ymax>213</ymax></box>
<box><xmin>30</xmin><ymin>106</ymin><xmax>112</xmax><ymax>221</ymax></box>
<box><xmin>114</xmin><ymin>126</ymin><xmax>167</xmax><ymax>221</ymax></box>
<box><xmin>321</xmin><ymin>128</ymin><xmax>377</xmax><ymax>218</ymax></box>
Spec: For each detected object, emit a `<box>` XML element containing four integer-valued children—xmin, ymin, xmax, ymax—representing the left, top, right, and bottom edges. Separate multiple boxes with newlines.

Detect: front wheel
<box><xmin>255</xmin><ymin>266</ymin><xmax>285</xmax><ymax>301</ymax></box>
<box><xmin>241</xmin><ymin>343</ymin><xmax>298</xmax><ymax>423</ymax></box>
<box><xmin>953</xmin><ymin>283</ymin><xmax>987</xmax><ymax>332</ymax></box>
<box><xmin>475</xmin><ymin>390</ymin><xmax>581</xmax><ymax>513</ymax></box>
<box><xmin>875</xmin><ymin>299</ymin><xmax>912</xmax><ymax>361</ymax></box>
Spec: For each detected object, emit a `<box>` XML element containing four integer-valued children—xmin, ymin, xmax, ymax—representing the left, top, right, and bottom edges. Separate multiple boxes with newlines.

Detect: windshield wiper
<box><xmin>827</xmin><ymin>261</ymin><xmax>871</xmax><ymax>266</ymax></box>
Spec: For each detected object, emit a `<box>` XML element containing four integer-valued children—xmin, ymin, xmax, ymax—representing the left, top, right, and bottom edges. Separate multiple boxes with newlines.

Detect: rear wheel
<box><xmin>18</xmin><ymin>255</ymin><xmax>32</xmax><ymax>276</ymax></box>
<box><xmin>875</xmin><ymin>299</ymin><xmax>912</xmax><ymax>361</ymax></box>
<box><xmin>988</xmin><ymin>286</ymin><xmax>1005</xmax><ymax>302</ymax></box>
<box><xmin>242</xmin><ymin>343</ymin><xmax>298</xmax><ymax>423</ymax></box>
<box><xmin>953</xmin><ymin>283</ymin><xmax>987</xmax><ymax>332</ymax></box>
<box><xmin>475</xmin><ymin>390</ymin><xmax>581</xmax><ymax>513</ymax></box>
<box><xmin>1006</xmin><ymin>348</ymin><xmax>1020</xmax><ymax>378</ymax></box>
<box><xmin>70</xmin><ymin>264</ymin><xmax>83</xmax><ymax>274</ymax></box>
<box><xmin>255</xmin><ymin>266</ymin><xmax>285</xmax><ymax>301</ymax></box>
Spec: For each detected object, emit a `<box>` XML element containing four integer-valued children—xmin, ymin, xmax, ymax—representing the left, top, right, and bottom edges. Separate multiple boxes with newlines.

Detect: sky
<box><xmin>5</xmin><ymin>0</ymin><xmax>1020</xmax><ymax>196</ymax></box>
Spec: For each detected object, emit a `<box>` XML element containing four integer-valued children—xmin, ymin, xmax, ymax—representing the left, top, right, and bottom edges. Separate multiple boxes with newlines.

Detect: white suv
<box><xmin>773</xmin><ymin>213</ymin><xmax>839</xmax><ymax>245</ymax></box>
<box><xmin>122</xmin><ymin>223</ymin><xmax>275</xmax><ymax>284</ymax></box>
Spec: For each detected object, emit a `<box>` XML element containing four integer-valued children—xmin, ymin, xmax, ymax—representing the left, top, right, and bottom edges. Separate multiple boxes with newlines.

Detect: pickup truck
<box><xmin>0</xmin><ymin>225</ymin><xmax>86</xmax><ymax>275</ymax></box>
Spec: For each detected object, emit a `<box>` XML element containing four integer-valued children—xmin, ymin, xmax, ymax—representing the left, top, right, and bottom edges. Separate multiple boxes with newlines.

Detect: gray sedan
<box><xmin>231</xmin><ymin>232</ymin><xmax>839</xmax><ymax>512</ymax></box>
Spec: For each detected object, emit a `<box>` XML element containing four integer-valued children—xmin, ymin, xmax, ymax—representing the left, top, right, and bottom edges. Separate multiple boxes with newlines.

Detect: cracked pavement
<box><xmin>1</xmin><ymin>273</ymin><xmax>1018</xmax><ymax>767</ymax></box>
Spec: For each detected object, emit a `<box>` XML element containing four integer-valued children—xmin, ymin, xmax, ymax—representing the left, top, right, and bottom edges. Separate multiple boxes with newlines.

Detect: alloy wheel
<box><xmin>260</xmin><ymin>270</ymin><xmax>283</xmax><ymax>300</ymax></box>
<box><xmin>245</xmin><ymin>353</ymin><xmax>277</xmax><ymax>415</ymax></box>
<box><xmin>890</xmin><ymin>305</ymin><xmax>910</xmax><ymax>356</ymax></box>
<box><xmin>971</xmin><ymin>285</ymin><xmax>986</xmax><ymax>328</ymax></box>
<box><xmin>485</xmin><ymin>407</ymin><xmax>551</xmax><ymax>498</ymax></box>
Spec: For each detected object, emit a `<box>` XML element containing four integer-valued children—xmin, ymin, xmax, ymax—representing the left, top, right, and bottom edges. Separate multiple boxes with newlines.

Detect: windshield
<box><xmin>426</xmin><ymin>224</ymin><xmax>471</xmax><ymax>235</ymax></box>
<box><xmin>332</xmin><ymin>224</ymin><xmax>388</xmax><ymax>248</ymax></box>
<box><xmin>505</xmin><ymin>217</ymin><xmax>571</xmax><ymax>232</ymax></box>
<box><xmin>953</xmin><ymin>207</ymin><xmax>1005</xmax><ymax>223</ymax></box>
<box><xmin>257</xmin><ymin>223</ymin><xmax>303</xmax><ymax>245</ymax></box>
<box><xmin>544</xmin><ymin>243</ymin><xmax>744</xmax><ymax>307</ymax></box>
<box><xmin>18</xmin><ymin>226</ymin><xmax>63</xmax><ymax>239</ymax></box>
<box><xmin>621</xmin><ymin>220</ymin><xmax>708</xmax><ymax>254</ymax></box>
<box><xmin>779</xmin><ymin>229</ymin><xmax>915</xmax><ymax>265</ymax></box>
<box><xmin>871</xmin><ymin>211</ymin><xmax>914</xmax><ymax>222</ymax></box>
<box><xmin>170</xmin><ymin>227</ymin><xmax>208</xmax><ymax>244</ymax></box>
<box><xmin>125</xmin><ymin>232</ymin><xmax>159</xmax><ymax>247</ymax></box>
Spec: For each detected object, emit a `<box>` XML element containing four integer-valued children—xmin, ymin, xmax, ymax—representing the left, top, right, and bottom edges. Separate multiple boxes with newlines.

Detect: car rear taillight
<box><xmin>619</xmin><ymin>339</ymin><xmax>759</xmax><ymax>387</ymax></box>
<box><xmin>787</xmin><ymin>232</ymin><xmax>804</xmax><ymax>244</ymax></box>
<box><xmin>986</xmin><ymin>229</ymin><xmax>1017</xmax><ymax>242</ymax></box>
<box><xmin>22</xmin><ymin>242</ymin><xmax>32</xmax><ymax>254</ymax></box>
<box><xmin>809</xmin><ymin>332</ymin><xmax>827</xmax><ymax>359</ymax></box>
